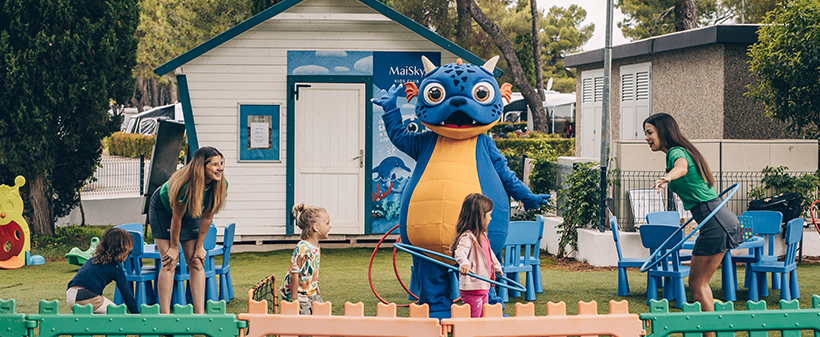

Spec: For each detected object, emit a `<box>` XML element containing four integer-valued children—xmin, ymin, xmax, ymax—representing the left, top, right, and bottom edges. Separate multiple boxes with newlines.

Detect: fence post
<box><xmin>139</xmin><ymin>155</ymin><xmax>144</xmax><ymax>196</ymax></box>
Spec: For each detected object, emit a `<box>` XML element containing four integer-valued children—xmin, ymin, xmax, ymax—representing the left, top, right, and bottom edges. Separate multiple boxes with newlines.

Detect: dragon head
<box><xmin>404</xmin><ymin>56</ymin><xmax>512</xmax><ymax>140</ymax></box>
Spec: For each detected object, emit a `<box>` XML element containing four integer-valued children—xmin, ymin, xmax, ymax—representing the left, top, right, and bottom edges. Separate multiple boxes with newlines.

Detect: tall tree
<box><xmin>0</xmin><ymin>0</ymin><xmax>139</xmax><ymax>235</ymax></box>
<box><xmin>133</xmin><ymin>0</ymin><xmax>251</xmax><ymax>110</ymax></box>
<box><xmin>720</xmin><ymin>0</ymin><xmax>779</xmax><ymax>24</ymax></box>
<box><xmin>747</xmin><ymin>0</ymin><xmax>820</xmax><ymax>138</ymax></box>
<box><xmin>616</xmin><ymin>0</ymin><xmax>718</xmax><ymax>40</ymax></box>
<box><xmin>531</xmin><ymin>0</ymin><xmax>544</xmax><ymax>100</ymax></box>
<box><xmin>541</xmin><ymin>5</ymin><xmax>593</xmax><ymax>93</ymax></box>
<box><xmin>468</xmin><ymin>0</ymin><xmax>549</xmax><ymax>132</ymax></box>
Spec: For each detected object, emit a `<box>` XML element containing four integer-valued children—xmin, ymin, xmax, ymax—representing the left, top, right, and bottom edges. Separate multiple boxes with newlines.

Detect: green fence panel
<box><xmin>27</xmin><ymin>299</ymin><xmax>246</xmax><ymax>337</ymax></box>
<box><xmin>0</xmin><ymin>299</ymin><xmax>34</xmax><ymax>337</ymax></box>
<box><xmin>641</xmin><ymin>295</ymin><xmax>820</xmax><ymax>337</ymax></box>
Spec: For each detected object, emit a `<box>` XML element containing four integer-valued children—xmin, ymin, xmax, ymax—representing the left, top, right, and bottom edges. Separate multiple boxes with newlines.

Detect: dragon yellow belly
<box><xmin>406</xmin><ymin>135</ymin><xmax>481</xmax><ymax>259</ymax></box>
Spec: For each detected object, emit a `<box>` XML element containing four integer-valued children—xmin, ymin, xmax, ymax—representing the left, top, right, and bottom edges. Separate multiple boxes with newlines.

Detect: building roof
<box><xmin>565</xmin><ymin>24</ymin><xmax>761</xmax><ymax>68</ymax></box>
<box><xmin>154</xmin><ymin>0</ymin><xmax>498</xmax><ymax>76</ymax></box>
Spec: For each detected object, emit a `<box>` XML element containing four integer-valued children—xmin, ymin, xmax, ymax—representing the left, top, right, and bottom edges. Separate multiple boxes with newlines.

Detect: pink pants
<box><xmin>460</xmin><ymin>289</ymin><xmax>489</xmax><ymax>318</ymax></box>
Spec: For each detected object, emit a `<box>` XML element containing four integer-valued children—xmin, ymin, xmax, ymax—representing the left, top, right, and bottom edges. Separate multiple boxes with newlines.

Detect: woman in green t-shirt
<box><xmin>148</xmin><ymin>146</ymin><xmax>228</xmax><ymax>314</ymax></box>
<box><xmin>644</xmin><ymin>113</ymin><xmax>741</xmax><ymax>318</ymax></box>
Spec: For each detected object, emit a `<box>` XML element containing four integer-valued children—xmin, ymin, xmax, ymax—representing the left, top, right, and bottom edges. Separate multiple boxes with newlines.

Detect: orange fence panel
<box><xmin>442</xmin><ymin>300</ymin><xmax>645</xmax><ymax>337</ymax></box>
<box><xmin>239</xmin><ymin>299</ymin><xmax>444</xmax><ymax>337</ymax></box>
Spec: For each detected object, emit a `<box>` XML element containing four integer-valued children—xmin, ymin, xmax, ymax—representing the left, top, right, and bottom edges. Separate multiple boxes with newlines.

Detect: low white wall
<box><xmin>543</xmin><ymin>216</ymin><xmax>820</xmax><ymax>267</ymax></box>
<box><xmin>57</xmin><ymin>195</ymin><xmax>146</xmax><ymax>226</ymax></box>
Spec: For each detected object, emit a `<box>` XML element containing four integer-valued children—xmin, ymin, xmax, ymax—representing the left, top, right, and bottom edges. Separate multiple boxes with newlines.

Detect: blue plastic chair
<box><xmin>215</xmin><ymin>223</ymin><xmax>236</xmax><ymax>302</ymax></box>
<box><xmin>172</xmin><ymin>223</ymin><xmax>218</xmax><ymax>306</ymax></box>
<box><xmin>645</xmin><ymin>211</ymin><xmax>692</xmax><ymax>262</ymax></box>
<box><xmin>115</xmin><ymin>223</ymin><xmax>143</xmax><ymax>235</ymax></box>
<box><xmin>115</xmin><ymin>230</ymin><xmax>156</xmax><ymax>307</ymax></box>
<box><xmin>499</xmin><ymin>219</ymin><xmax>541</xmax><ymax>302</ymax></box>
<box><xmin>611</xmin><ymin>216</ymin><xmax>646</xmax><ymax>296</ymax></box>
<box><xmin>748</xmin><ymin>217</ymin><xmax>804</xmax><ymax>302</ymax></box>
<box><xmin>640</xmin><ymin>224</ymin><xmax>690</xmax><ymax>308</ymax></box>
<box><xmin>734</xmin><ymin>211</ymin><xmax>783</xmax><ymax>290</ymax></box>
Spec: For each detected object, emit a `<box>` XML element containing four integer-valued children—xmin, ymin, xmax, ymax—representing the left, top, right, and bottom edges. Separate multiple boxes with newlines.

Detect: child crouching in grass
<box><xmin>279</xmin><ymin>203</ymin><xmax>331</xmax><ymax>315</ymax></box>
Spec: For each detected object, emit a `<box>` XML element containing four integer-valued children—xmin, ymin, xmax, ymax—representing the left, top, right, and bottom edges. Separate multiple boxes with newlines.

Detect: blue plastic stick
<box><xmin>392</xmin><ymin>242</ymin><xmax>528</xmax><ymax>293</ymax></box>
<box><xmin>640</xmin><ymin>183</ymin><xmax>740</xmax><ymax>272</ymax></box>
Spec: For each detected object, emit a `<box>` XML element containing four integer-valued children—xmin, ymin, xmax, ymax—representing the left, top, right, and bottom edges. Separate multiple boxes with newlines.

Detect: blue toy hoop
<box><xmin>639</xmin><ymin>183</ymin><xmax>741</xmax><ymax>273</ymax></box>
<box><xmin>392</xmin><ymin>242</ymin><xmax>528</xmax><ymax>293</ymax></box>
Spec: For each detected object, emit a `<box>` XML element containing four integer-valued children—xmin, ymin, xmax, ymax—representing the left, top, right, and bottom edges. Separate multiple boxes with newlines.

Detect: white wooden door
<box><xmin>294</xmin><ymin>83</ymin><xmax>366</xmax><ymax>234</ymax></box>
<box><xmin>580</xmin><ymin>69</ymin><xmax>604</xmax><ymax>158</ymax></box>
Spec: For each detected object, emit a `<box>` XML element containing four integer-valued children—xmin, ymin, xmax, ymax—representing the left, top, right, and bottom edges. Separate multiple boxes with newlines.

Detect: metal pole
<box><xmin>140</xmin><ymin>154</ymin><xmax>145</xmax><ymax>196</ymax></box>
<box><xmin>599</xmin><ymin>0</ymin><xmax>614</xmax><ymax>232</ymax></box>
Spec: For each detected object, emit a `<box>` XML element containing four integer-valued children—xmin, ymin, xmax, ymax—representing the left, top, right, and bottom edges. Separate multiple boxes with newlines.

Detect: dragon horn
<box><xmin>483</xmin><ymin>56</ymin><xmax>500</xmax><ymax>73</ymax></box>
<box><xmin>421</xmin><ymin>56</ymin><xmax>436</xmax><ymax>74</ymax></box>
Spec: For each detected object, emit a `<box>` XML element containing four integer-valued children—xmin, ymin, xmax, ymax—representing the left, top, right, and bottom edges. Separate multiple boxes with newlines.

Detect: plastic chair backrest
<box><xmin>646</xmin><ymin>211</ymin><xmax>681</xmax><ymax>226</ymax></box>
<box><xmin>639</xmin><ymin>224</ymin><xmax>684</xmax><ymax>271</ymax></box>
<box><xmin>610</xmin><ymin>216</ymin><xmax>624</xmax><ymax>261</ymax></box>
<box><xmin>124</xmin><ymin>230</ymin><xmax>144</xmax><ymax>276</ymax></box>
<box><xmin>116</xmin><ymin>223</ymin><xmax>143</xmax><ymax>236</ymax></box>
<box><xmin>741</xmin><ymin>210</ymin><xmax>783</xmax><ymax>255</ymax></box>
<box><xmin>782</xmin><ymin>217</ymin><xmax>805</xmax><ymax>265</ymax></box>
<box><xmin>221</xmin><ymin>223</ymin><xmax>236</xmax><ymax>267</ymax></box>
<box><xmin>504</xmin><ymin>220</ymin><xmax>541</xmax><ymax>269</ymax></box>
<box><xmin>204</xmin><ymin>225</ymin><xmax>217</xmax><ymax>250</ymax></box>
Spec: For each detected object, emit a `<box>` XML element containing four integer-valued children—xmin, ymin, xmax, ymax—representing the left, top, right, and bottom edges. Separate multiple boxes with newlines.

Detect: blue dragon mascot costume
<box><xmin>373</xmin><ymin>56</ymin><xmax>548</xmax><ymax>318</ymax></box>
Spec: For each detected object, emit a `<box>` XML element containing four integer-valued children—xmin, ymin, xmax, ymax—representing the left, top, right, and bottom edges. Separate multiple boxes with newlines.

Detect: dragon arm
<box><xmin>382</xmin><ymin>107</ymin><xmax>428</xmax><ymax>160</ymax></box>
<box><xmin>484</xmin><ymin>135</ymin><xmax>548</xmax><ymax>210</ymax></box>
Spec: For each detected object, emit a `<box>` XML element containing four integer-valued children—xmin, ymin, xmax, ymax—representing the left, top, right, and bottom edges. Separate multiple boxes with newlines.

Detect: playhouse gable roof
<box><xmin>154</xmin><ymin>0</ymin><xmax>491</xmax><ymax>76</ymax></box>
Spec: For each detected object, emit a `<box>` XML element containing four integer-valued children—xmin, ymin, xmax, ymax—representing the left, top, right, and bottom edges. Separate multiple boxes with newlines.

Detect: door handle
<box><xmin>352</xmin><ymin>149</ymin><xmax>364</xmax><ymax>168</ymax></box>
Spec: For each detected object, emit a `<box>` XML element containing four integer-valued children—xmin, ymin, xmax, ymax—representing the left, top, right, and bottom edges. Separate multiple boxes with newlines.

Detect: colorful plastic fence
<box><xmin>5</xmin><ymin>296</ymin><xmax>820</xmax><ymax>337</ymax></box>
<box><xmin>641</xmin><ymin>295</ymin><xmax>820</xmax><ymax>337</ymax></box>
<box><xmin>442</xmin><ymin>300</ymin><xmax>644</xmax><ymax>337</ymax></box>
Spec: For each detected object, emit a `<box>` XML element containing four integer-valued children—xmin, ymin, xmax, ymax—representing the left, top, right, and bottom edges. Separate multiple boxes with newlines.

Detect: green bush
<box><xmin>108</xmin><ymin>132</ymin><xmax>155</xmax><ymax>158</ymax></box>
<box><xmin>556</xmin><ymin>161</ymin><xmax>600</xmax><ymax>258</ymax></box>
<box><xmin>496</xmin><ymin>136</ymin><xmax>574</xmax><ymax>194</ymax></box>
<box><xmin>489</xmin><ymin>122</ymin><xmax>527</xmax><ymax>135</ymax></box>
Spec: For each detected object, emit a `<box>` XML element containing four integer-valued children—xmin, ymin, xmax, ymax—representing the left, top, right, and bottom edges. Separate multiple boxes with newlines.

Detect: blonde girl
<box><xmin>279</xmin><ymin>203</ymin><xmax>332</xmax><ymax>315</ymax></box>
<box><xmin>450</xmin><ymin>193</ymin><xmax>503</xmax><ymax>318</ymax></box>
<box><xmin>67</xmin><ymin>227</ymin><xmax>139</xmax><ymax>314</ymax></box>
<box><xmin>148</xmin><ymin>146</ymin><xmax>228</xmax><ymax>314</ymax></box>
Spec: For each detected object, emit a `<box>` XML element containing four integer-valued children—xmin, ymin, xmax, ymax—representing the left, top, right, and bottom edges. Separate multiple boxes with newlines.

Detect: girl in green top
<box><xmin>644</xmin><ymin>113</ymin><xmax>741</xmax><ymax>323</ymax></box>
<box><xmin>149</xmin><ymin>146</ymin><xmax>228</xmax><ymax>314</ymax></box>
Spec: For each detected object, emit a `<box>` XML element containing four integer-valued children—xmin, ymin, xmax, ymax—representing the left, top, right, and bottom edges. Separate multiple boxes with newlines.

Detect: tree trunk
<box><xmin>531</xmin><ymin>0</ymin><xmax>544</xmax><ymax>101</ymax></box>
<box><xmin>674</xmin><ymin>0</ymin><xmax>697</xmax><ymax>31</ymax></box>
<box><xmin>456</xmin><ymin>0</ymin><xmax>472</xmax><ymax>48</ymax></box>
<box><xmin>25</xmin><ymin>172</ymin><xmax>55</xmax><ymax>237</ymax></box>
<box><xmin>469</xmin><ymin>0</ymin><xmax>549</xmax><ymax>133</ymax></box>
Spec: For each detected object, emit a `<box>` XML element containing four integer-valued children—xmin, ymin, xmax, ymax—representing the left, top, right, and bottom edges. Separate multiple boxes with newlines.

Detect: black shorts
<box><xmin>691</xmin><ymin>197</ymin><xmax>742</xmax><ymax>256</ymax></box>
<box><xmin>148</xmin><ymin>188</ymin><xmax>202</xmax><ymax>241</ymax></box>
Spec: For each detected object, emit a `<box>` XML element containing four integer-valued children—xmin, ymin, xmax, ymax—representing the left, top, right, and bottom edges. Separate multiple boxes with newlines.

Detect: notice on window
<box><xmin>250</xmin><ymin>122</ymin><xmax>269</xmax><ymax>148</ymax></box>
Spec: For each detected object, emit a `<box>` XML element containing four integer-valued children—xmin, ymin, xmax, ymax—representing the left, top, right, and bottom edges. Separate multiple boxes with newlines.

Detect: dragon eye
<box><xmin>406</xmin><ymin>123</ymin><xmax>418</xmax><ymax>133</ymax></box>
<box><xmin>423</xmin><ymin>83</ymin><xmax>446</xmax><ymax>105</ymax></box>
<box><xmin>472</xmin><ymin>82</ymin><xmax>495</xmax><ymax>103</ymax></box>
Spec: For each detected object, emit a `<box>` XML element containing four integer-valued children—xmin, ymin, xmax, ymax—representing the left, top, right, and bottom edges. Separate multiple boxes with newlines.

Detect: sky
<box><xmin>538</xmin><ymin>0</ymin><xmax>631</xmax><ymax>51</ymax></box>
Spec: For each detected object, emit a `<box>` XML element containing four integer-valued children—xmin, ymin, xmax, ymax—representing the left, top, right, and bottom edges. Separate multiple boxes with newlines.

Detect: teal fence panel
<box><xmin>0</xmin><ymin>299</ymin><xmax>33</xmax><ymax>337</ymax></box>
<box><xmin>641</xmin><ymin>296</ymin><xmax>820</xmax><ymax>337</ymax></box>
<box><xmin>27</xmin><ymin>300</ymin><xmax>246</xmax><ymax>337</ymax></box>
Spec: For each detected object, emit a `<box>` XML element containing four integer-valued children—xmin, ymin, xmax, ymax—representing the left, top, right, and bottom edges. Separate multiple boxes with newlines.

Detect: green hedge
<box><xmin>495</xmin><ymin>136</ymin><xmax>574</xmax><ymax>194</ymax></box>
<box><xmin>108</xmin><ymin>132</ymin><xmax>155</xmax><ymax>158</ymax></box>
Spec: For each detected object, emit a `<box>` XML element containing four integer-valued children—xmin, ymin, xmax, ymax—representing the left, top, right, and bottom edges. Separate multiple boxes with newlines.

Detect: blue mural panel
<box><xmin>287</xmin><ymin>50</ymin><xmax>440</xmax><ymax>234</ymax></box>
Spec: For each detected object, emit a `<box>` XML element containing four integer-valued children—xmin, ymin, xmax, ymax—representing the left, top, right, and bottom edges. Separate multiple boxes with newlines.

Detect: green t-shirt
<box><xmin>158</xmin><ymin>179</ymin><xmax>228</xmax><ymax>214</ymax></box>
<box><xmin>666</xmin><ymin>147</ymin><xmax>718</xmax><ymax>210</ymax></box>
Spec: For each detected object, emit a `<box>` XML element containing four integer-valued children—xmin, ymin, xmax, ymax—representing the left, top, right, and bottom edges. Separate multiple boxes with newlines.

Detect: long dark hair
<box><xmin>168</xmin><ymin>146</ymin><xmax>228</xmax><ymax>217</ymax></box>
<box><xmin>450</xmin><ymin>193</ymin><xmax>494</xmax><ymax>255</ymax></box>
<box><xmin>93</xmin><ymin>228</ymin><xmax>133</xmax><ymax>265</ymax></box>
<box><xmin>644</xmin><ymin>113</ymin><xmax>715</xmax><ymax>187</ymax></box>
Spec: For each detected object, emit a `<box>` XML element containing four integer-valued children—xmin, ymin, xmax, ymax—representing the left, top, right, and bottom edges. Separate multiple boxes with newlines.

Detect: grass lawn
<box><xmin>3</xmin><ymin>226</ymin><xmax>820</xmax><ymax>317</ymax></box>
